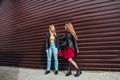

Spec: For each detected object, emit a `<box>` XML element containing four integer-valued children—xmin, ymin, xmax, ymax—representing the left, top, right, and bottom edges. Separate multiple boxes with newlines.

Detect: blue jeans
<box><xmin>47</xmin><ymin>43</ymin><xmax>58</xmax><ymax>71</ymax></box>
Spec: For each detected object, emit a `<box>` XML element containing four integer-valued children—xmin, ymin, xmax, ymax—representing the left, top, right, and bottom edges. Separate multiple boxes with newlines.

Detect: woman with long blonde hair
<box><xmin>45</xmin><ymin>24</ymin><xmax>59</xmax><ymax>75</ymax></box>
<box><xmin>59</xmin><ymin>22</ymin><xmax>82</xmax><ymax>77</ymax></box>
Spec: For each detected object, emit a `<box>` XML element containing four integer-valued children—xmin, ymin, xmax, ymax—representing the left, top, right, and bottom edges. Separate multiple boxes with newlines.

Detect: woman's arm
<box><xmin>46</xmin><ymin>33</ymin><xmax>49</xmax><ymax>51</ymax></box>
<box><xmin>56</xmin><ymin>34</ymin><xmax>59</xmax><ymax>50</ymax></box>
<box><xmin>72</xmin><ymin>35</ymin><xmax>79</xmax><ymax>53</ymax></box>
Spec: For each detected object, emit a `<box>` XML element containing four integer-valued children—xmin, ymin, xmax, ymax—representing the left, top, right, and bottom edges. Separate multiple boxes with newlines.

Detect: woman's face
<box><xmin>50</xmin><ymin>26</ymin><xmax>55</xmax><ymax>32</ymax></box>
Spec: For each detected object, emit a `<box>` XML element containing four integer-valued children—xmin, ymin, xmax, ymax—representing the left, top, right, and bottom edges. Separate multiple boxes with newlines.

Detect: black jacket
<box><xmin>62</xmin><ymin>32</ymin><xmax>79</xmax><ymax>52</ymax></box>
<box><xmin>46</xmin><ymin>33</ymin><xmax>59</xmax><ymax>50</ymax></box>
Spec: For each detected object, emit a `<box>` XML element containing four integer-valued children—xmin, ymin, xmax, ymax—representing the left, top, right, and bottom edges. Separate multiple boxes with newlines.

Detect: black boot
<box><xmin>74</xmin><ymin>68</ymin><xmax>82</xmax><ymax>77</ymax></box>
<box><xmin>45</xmin><ymin>71</ymin><xmax>50</xmax><ymax>74</ymax></box>
<box><xmin>65</xmin><ymin>63</ymin><xmax>72</xmax><ymax>76</ymax></box>
<box><xmin>55</xmin><ymin>71</ymin><xmax>58</xmax><ymax>75</ymax></box>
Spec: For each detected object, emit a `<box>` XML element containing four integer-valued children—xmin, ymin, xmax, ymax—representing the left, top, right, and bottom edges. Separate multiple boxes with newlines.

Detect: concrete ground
<box><xmin>0</xmin><ymin>66</ymin><xmax>120</xmax><ymax>80</ymax></box>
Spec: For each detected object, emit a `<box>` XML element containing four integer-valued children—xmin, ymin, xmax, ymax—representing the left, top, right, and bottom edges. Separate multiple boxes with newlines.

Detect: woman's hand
<box><xmin>46</xmin><ymin>50</ymin><xmax>48</xmax><ymax>53</ymax></box>
<box><xmin>77</xmin><ymin>50</ymin><xmax>79</xmax><ymax>53</ymax></box>
<box><xmin>59</xmin><ymin>50</ymin><xmax>61</xmax><ymax>52</ymax></box>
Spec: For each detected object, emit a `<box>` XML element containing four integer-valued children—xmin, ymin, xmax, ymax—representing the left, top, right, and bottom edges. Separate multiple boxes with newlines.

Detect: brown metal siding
<box><xmin>0</xmin><ymin>0</ymin><xmax>120</xmax><ymax>71</ymax></box>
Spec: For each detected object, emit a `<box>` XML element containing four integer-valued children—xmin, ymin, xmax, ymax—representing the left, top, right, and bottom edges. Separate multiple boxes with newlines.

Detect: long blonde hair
<box><xmin>65</xmin><ymin>22</ymin><xmax>78</xmax><ymax>40</ymax></box>
<box><xmin>49</xmin><ymin>24</ymin><xmax>56</xmax><ymax>35</ymax></box>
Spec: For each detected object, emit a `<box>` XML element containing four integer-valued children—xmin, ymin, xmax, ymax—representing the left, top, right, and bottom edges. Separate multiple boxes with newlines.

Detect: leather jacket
<box><xmin>62</xmin><ymin>32</ymin><xmax>79</xmax><ymax>52</ymax></box>
<box><xmin>46</xmin><ymin>33</ymin><xmax>59</xmax><ymax>50</ymax></box>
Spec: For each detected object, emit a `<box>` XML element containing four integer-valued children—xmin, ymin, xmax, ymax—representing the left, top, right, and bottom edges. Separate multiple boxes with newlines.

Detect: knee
<box><xmin>68</xmin><ymin>58</ymin><xmax>72</xmax><ymax>62</ymax></box>
<box><xmin>47</xmin><ymin>58</ymin><xmax>51</xmax><ymax>62</ymax></box>
<box><xmin>54</xmin><ymin>57</ymin><xmax>58</xmax><ymax>62</ymax></box>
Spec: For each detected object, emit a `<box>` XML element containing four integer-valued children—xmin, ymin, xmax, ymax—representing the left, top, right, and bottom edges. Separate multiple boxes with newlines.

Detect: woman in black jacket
<box><xmin>45</xmin><ymin>24</ymin><xmax>59</xmax><ymax>75</ymax></box>
<box><xmin>59</xmin><ymin>22</ymin><xmax>82</xmax><ymax>77</ymax></box>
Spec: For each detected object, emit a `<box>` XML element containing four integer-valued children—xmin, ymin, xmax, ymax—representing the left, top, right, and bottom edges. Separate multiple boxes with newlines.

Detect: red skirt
<box><xmin>59</xmin><ymin>47</ymin><xmax>76</xmax><ymax>58</ymax></box>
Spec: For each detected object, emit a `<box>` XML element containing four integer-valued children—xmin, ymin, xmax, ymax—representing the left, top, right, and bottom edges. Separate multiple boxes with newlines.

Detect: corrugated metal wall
<box><xmin>0</xmin><ymin>0</ymin><xmax>120</xmax><ymax>71</ymax></box>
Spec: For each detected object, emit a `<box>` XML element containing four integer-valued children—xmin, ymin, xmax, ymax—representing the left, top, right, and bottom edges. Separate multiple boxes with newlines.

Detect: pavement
<box><xmin>0</xmin><ymin>66</ymin><xmax>120</xmax><ymax>80</ymax></box>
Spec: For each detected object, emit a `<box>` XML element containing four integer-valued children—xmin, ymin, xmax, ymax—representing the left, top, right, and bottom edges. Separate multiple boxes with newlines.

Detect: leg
<box><xmin>53</xmin><ymin>47</ymin><xmax>58</xmax><ymax>71</ymax></box>
<box><xmin>47</xmin><ymin>48</ymin><xmax>52</xmax><ymax>71</ymax></box>
<box><xmin>65</xmin><ymin>61</ymin><xmax>72</xmax><ymax>76</ymax></box>
<box><xmin>68</xmin><ymin>58</ymin><xmax>82</xmax><ymax>77</ymax></box>
<box><xmin>68</xmin><ymin>62</ymin><xmax>71</xmax><ymax>72</ymax></box>
<box><xmin>68</xmin><ymin>58</ymin><xmax>78</xmax><ymax>69</ymax></box>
